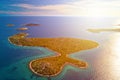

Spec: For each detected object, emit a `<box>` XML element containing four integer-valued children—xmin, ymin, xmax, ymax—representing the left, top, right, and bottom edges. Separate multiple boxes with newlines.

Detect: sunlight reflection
<box><xmin>109</xmin><ymin>33</ymin><xmax>120</xmax><ymax>78</ymax></box>
<box><xmin>96</xmin><ymin>33</ymin><xmax>120</xmax><ymax>80</ymax></box>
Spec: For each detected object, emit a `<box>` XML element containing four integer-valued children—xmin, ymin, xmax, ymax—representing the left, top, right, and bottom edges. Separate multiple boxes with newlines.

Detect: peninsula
<box><xmin>9</xmin><ymin>33</ymin><xmax>98</xmax><ymax>77</ymax></box>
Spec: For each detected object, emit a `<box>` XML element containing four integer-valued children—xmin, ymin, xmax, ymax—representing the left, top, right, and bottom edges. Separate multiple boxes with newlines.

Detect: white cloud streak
<box><xmin>2</xmin><ymin>0</ymin><xmax>120</xmax><ymax>17</ymax></box>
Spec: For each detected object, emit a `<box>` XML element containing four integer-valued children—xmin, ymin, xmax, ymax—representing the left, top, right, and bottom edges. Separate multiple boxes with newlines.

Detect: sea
<box><xmin>0</xmin><ymin>16</ymin><xmax>120</xmax><ymax>80</ymax></box>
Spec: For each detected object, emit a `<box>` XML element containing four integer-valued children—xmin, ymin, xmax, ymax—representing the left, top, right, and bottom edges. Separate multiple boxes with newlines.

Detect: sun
<box><xmin>66</xmin><ymin>0</ymin><xmax>119</xmax><ymax>17</ymax></box>
<box><xmin>85</xmin><ymin>7</ymin><xmax>106</xmax><ymax>17</ymax></box>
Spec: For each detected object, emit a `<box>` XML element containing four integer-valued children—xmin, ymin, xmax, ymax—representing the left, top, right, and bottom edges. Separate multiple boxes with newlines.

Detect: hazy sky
<box><xmin>0</xmin><ymin>0</ymin><xmax>120</xmax><ymax>17</ymax></box>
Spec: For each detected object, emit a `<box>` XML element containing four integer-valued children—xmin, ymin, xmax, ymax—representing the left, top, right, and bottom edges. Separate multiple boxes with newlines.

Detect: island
<box><xmin>8</xmin><ymin>33</ymin><xmax>98</xmax><ymax>77</ymax></box>
<box><xmin>7</xmin><ymin>24</ymin><xmax>15</xmax><ymax>27</ymax></box>
<box><xmin>88</xmin><ymin>28</ymin><xmax>120</xmax><ymax>33</ymax></box>
<box><xmin>17</xmin><ymin>27</ymin><xmax>28</xmax><ymax>31</ymax></box>
<box><xmin>23</xmin><ymin>23</ymin><xmax>40</xmax><ymax>26</ymax></box>
<box><xmin>116</xmin><ymin>24</ymin><xmax>120</xmax><ymax>26</ymax></box>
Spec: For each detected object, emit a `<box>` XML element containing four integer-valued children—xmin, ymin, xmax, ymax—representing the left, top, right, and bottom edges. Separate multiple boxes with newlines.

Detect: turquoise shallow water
<box><xmin>0</xmin><ymin>47</ymin><xmax>54</xmax><ymax>80</ymax></box>
<box><xmin>0</xmin><ymin>47</ymin><xmax>98</xmax><ymax>80</ymax></box>
<box><xmin>0</xmin><ymin>16</ymin><xmax>120</xmax><ymax>80</ymax></box>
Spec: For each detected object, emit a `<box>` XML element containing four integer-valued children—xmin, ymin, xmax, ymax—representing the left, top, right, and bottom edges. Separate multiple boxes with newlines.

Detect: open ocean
<box><xmin>0</xmin><ymin>16</ymin><xmax>120</xmax><ymax>80</ymax></box>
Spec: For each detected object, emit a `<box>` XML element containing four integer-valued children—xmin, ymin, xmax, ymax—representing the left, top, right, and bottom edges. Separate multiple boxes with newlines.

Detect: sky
<box><xmin>0</xmin><ymin>0</ymin><xmax>120</xmax><ymax>17</ymax></box>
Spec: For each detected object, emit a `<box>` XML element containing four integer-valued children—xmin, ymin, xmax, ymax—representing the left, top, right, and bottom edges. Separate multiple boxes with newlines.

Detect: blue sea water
<box><xmin>0</xmin><ymin>16</ymin><xmax>120</xmax><ymax>80</ymax></box>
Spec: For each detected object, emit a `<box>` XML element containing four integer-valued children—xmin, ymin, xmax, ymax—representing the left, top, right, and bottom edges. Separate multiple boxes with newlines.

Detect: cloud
<box><xmin>11</xmin><ymin>4</ymin><xmax>42</xmax><ymax>10</ymax></box>
<box><xmin>0</xmin><ymin>11</ymin><xmax>60</xmax><ymax>16</ymax></box>
<box><xmin>2</xmin><ymin>0</ymin><xmax>120</xmax><ymax>16</ymax></box>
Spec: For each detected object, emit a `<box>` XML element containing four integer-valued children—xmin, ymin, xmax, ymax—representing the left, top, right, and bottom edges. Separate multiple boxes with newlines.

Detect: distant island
<box><xmin>88</xmin><ymin>28</ymin><xmax>120</xmax><ymax>33</ymax></box>
<box><xmin>8</xmin><ymin>33</ymin><xmax>98</xmax><ymax>77</ymax></box>
<box><xmin>23</xmin><ymin>23</ymin><xmax>40</xmax><ymax>27</ymax></box>
<box><xmin>116</xmin><ymin>24</ymin><xmax>120</xmax><ymax>26</ymax></box>
<box><xmin>7</xmin><ymin>24</ymin><xmax>15</xmax><ymax>27</ymax></box>
<box><xmin>17</xmin><ymin>27</ymin><xmax>28</xmax><ymax>31</ymax></box>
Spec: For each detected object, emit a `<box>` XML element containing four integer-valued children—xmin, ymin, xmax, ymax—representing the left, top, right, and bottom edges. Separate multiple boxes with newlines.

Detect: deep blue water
<box><xmin>0</xmin><ymin>16</ymin><xmax>120</xmax><ymax>80</ymax></box>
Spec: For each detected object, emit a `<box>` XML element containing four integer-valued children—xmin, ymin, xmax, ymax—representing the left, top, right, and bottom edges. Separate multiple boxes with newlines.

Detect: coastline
<box><xmin>29</xmin><ymin>59</ymin><xmax>88</xmax><ymax>77</ymax></box>
<box><xmin>28</xmin><ymin>51</ymin><xmax>88</xmax><ymax>77</ymax></box>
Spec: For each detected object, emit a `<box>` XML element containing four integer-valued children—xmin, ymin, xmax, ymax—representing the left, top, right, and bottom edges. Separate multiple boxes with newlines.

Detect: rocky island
<box><xmin>17</xmin><ymin>27</ymin><xmax>28</xmax><ymax>31</ymax></box>
<box><xmin>7</xmin><ymin>24</ymin><xmax>15</xmax><ymax>27</ymax></box>
<box><xmin>24</xmin><ymin>23</ymin><xmax>40</xmax><ymax>26</ymax></box>
<box><xmin>9</xmin><ymin>33</ymin><xmax>98</xmax><ymax>77</ymax></box>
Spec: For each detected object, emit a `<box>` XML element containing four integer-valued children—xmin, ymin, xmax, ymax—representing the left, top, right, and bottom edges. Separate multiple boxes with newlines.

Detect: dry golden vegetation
<box><xmin>9</xmin><ymin>33</ymin><xmax>98</xmax><ymax>77</ymax></box>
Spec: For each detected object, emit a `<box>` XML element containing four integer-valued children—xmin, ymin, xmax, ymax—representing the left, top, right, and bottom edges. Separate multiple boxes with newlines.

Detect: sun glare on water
<box><xmin>97</xmin><ymin>34</ymin><xmax>120</xmax><ymax>79</ymax></box>
<box><xmin>107</xmin><ymin>34</ymin><xmax>120</xmax><ymax>78</ymax></box>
